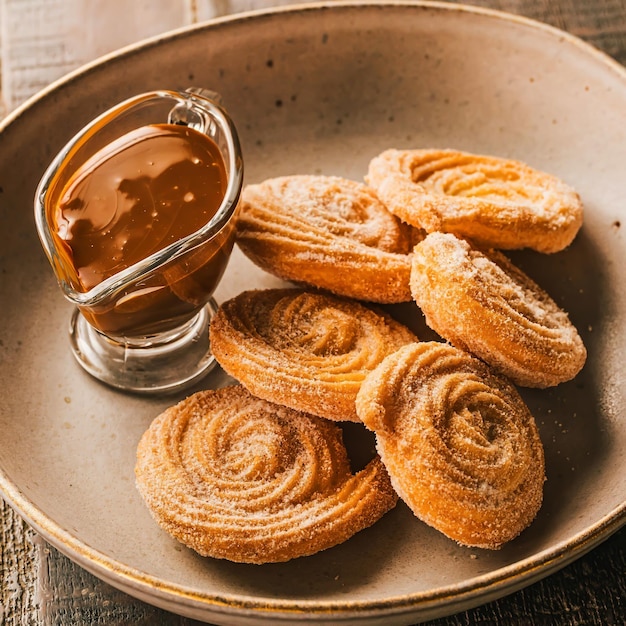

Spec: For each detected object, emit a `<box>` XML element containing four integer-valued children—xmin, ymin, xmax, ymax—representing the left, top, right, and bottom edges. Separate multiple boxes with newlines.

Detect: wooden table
<box><xmin>1</xmin><ymin>0</ymin><xmax>625</xmax><ymax>624</ymax></box>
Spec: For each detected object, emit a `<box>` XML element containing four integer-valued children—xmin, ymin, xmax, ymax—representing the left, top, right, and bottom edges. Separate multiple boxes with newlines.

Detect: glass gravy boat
<box><xmin>35</xmin><ymin>88</ymin><xmax>243</xmax><ymax>393</ymax></box>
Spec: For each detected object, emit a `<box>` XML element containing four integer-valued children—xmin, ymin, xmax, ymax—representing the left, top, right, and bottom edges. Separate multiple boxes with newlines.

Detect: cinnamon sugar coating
<box><xmin>410</xmin><ymin>232</ymin><xmax>586</xmax><ymax>387</ymax></box>
<box><xmin>135</xmin><ymin>386</ymin><xmax>397</xmax><ymax>563</ymax></box>
<box><xmin>356</xmin><ymin>342</ymin><xmax>545</xmax><ymax>549</ymax></box>
<box><xmin>366</xmin><ymin>148</ymin><xmax>583</xmax><ymax>253</ymax></box>
<box><xmin>236</xmin><ymin>175</ymin><xmax>417</xmax><ymax>303</ymax></box>
<box><xmin>209</xmin><ymin>288</ymin><xmax>417</xmax><ymax>421</ymax></box>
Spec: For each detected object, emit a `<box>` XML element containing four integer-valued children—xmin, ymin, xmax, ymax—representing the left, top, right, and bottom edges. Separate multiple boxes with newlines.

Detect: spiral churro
<box><xmin>135</xmin><ymin>385</ymin><xmax>397</xmax><ymax>563</ymax></box>
<box><xmin>209</xmin><ymin>288</ymin><xmax>417</xmax><ymax>421</ymax></box>
<box><xmin>356</xmin><ymin>341</ymin><xmax>545</xmax><ymax>549</ymax></box>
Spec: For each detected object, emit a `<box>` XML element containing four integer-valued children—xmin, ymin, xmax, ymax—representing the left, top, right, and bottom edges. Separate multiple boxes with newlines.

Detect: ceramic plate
<box><xmin>1</xmin><ymin>2</ymin><xmax>625</xmax><ymax>624</ymax></box>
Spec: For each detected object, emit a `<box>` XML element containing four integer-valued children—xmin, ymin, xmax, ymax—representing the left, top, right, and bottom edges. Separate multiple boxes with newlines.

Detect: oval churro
<box><xmin>236</xmin><ymin>175</ymin><xmax>417</xmax><ymax>302</ymax></box>
<box><xmin>366</xmin><ymin>148</ymin><xmax>583</xmax><ymax>253</ymax></box>
<box><xmin>410</xmin><ymin>232</ymin><xmax>586</xmax><ymax>387</ymax></box>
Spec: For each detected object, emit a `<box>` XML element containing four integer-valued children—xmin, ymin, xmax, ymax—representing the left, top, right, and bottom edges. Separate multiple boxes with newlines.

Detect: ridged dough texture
<box><xmin>209</xmin><ymin>288</ymin><xmax>418</xmax><ymax>421</ymax></box>
<box><xmin>135</xmin><ymin>386</ymin><xmax>397</xmax><ymax>563</ymax></box>
<box><xmin>410</xmin><ymin>232</ymin><xmax>586</xmax><ymax>387</ymax></box>
<box><xmin>355</xmin><ymin>342</ymin><xmax>545</xmax><ymax>549</ymax></box>
<box><xmin>366</xmin><ymin>148</ymin><xmax>583</xmax><ymax>253</ymax></box>
<box><xmin>236</xmin><ymin>175</ymin><xmax>415</xmax><ymax>302</ymax></box>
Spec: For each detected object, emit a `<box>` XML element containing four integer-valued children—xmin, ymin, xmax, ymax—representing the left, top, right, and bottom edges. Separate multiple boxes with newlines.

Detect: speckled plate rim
<box><xmin>1</xmin><ymin>1</ymin><xmax>625</xmax><ymax>623</ymax></box>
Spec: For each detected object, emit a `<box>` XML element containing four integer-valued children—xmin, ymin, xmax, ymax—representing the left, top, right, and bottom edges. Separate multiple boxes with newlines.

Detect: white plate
<box><xmin>1</xmin><ymin>2</ymin><xmax>625</xmax><ymax>624</ymax></box>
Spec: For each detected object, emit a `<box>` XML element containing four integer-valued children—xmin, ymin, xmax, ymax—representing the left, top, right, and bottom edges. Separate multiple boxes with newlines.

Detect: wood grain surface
<box><xmin>1</xmin><ymin>0</ymin><xmax>625</xmax><ymax>625</ymax></box>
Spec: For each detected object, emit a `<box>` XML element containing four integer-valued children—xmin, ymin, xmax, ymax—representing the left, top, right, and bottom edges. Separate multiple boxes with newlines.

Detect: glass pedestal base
<box><xmin>68</xmin><ymin>299</ymin><xmax>218</xmax><ymax>394</ymax></box>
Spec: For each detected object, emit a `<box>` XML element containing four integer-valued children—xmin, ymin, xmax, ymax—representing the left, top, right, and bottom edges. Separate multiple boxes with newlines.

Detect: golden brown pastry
<box><xmin>236</xmin><ymin>175</ymin><xmax>417</xmax><ymax>303</ymax></box>
<box><xmin>410</xmin><ymin>232</ymin><xmax>586</xmax><ymax>387</ymax></box>
<box><xmin>355</xmin><ymin>341</ymin><xmax>545</xmax><ymax>549</ymax></box>
<box><xmin>135</xmin><ymin>385</ymin><xmax>398</xmax><ymax>563</ymax></box>
<box><xmin>366</xmin><ymin>148</ymin><xmax>583</xmax><ymax>253</ymax></box>
<box><xmin>209</xmin><ymin>288</ymin><xmax>417</xmax><ymax>421</ymax></box>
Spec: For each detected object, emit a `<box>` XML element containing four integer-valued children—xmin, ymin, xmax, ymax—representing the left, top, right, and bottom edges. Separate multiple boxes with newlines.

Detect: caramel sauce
<box><xmin>47</xmin><ymin>123</ymin><xmax>233</xmax><ymax>337</ymax></box>
<box><xmin>54</xmin><ymin>123</ymin><xmax>227</xmax><ymax>290</ymax></box>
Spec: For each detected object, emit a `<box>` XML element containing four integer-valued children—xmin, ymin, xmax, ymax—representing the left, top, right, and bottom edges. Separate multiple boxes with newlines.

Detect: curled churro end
<box><xmin>135</xmin><ymin>386</ymin><xmax>398</xmax><ymax>564</ymax></box>
<box><xmin>356</xmin><ymin>342</ymin><xmax>545</xmax><ymax>550</ymax></box>
<box><xmin>366</xmin><ymin>148</ymin><xmax>583</xmax><ymax>253</ymax></box>
<box><xmin>209</xmin><ymin>288</ymin><xmax>418</xmax><ymax>421</ymax></box>
<box><xmin>236</xmin><ymin>175</ymin><xmax>417</xmax><ymax>303</ymax></box>
<box><xmin>410</xmin><ymin>232</ymin><xmax>586</xmax><ymax>387</ymax></box>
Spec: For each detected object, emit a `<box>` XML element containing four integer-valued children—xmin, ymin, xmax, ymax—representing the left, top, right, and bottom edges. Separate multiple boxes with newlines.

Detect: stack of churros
<box><xmin>135</xmin><ymin>147</ymin><xmax>587</xmax><ymax>562</ymax></box>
